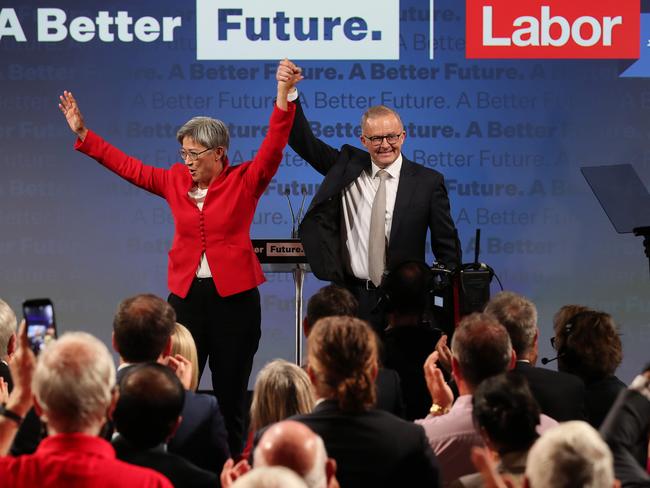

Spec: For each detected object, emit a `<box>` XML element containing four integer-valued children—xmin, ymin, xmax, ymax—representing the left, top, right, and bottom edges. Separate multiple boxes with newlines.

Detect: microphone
<box><xmin>296</xmin><ymin>185</ymin><xmax>308</xmax><ymax>225</ymax></box>
<box><xmin>473</xmin><ymin>228</ymin><xmax>481</xmax><ymax>269</ymax></box>
<box><xmin>284</xmin><ymin>188</ymin><xmax>297</xmax><ymax>238</ymax></box>
<box><xmin>541</xmin><ymin>353</ymin><xmax>563</xmax><ymax>365</ymax></box>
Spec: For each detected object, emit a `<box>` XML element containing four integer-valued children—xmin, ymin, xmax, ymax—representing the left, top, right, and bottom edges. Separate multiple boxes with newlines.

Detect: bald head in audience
<box><xmin>254</xmin><ymin>421</ymin><xmax>338</xmax><ymax>488</ymax></box>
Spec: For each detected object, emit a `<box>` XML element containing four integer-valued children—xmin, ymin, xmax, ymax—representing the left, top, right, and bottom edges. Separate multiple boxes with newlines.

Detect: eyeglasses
<box><xmin>363</xmin><ymin>133</ymin><xmax>404</xmax><ymax>147</ymax></box>
<box><xmin>179</xmin><ymin>147</ymin><xmax>213</xmax><ymax>161</ymax></box>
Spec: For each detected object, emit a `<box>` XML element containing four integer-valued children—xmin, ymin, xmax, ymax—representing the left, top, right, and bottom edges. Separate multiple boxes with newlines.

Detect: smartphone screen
<box><xmin>22</xmin><ymin>299</ymin><xmax>57</xmax><ymax>355</ymax></box>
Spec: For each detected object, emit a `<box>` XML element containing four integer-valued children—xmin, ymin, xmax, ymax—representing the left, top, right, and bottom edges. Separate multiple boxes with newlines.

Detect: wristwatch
<box><xmin>0</xmin><ymin>403</ymin><xmax>23</xmax><ymax>426</ymax></box>
<box><xmin>429</xmin><ymin>403</ymin><xmax>451</xmax><ymax>416</ymax></box>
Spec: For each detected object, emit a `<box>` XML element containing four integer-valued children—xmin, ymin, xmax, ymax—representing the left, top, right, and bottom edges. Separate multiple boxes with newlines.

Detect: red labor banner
<box><xmin>466</xmin><ymin>0</ymin><xmax>640</xmax><ymax>59</ymax></box>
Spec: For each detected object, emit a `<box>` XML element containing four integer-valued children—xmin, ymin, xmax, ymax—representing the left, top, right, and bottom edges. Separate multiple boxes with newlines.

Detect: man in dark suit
<box><xmin>113</xmin><ymin>363</ymin><xmax>218</xmax><ymax>488</ymax></box>
<box><xmin>294</xmin><ymin>315</ymin><xmax>441</xmax><ymax>488</ymax></box>
<box><xmin>113</xmin><ymin>294</ymin><xmax>230</xmax><ymax>473</ymax></box>
<box><xmin>0</xmin><ymin>299</ymin><xmax>17</xmax><ymax>393</ymax></box>
<box><xmin>381</xmin><ymin>261</ymin><xmax>445</xmax><ymax>420</ymax></box>
<box><xmin>484</xmin><ymin>291</ymin><xmax>586</xmax><ymax>422</ymax></box>
<box><xmin>600</xmin><ymin>364</ymin><xmax>650</xmax><ymax>487</ymax></box>
<box><xmin>304</xmin><ymin>285</ymin><xmax>405</xmax><ymax>417</ymax></box>
<box><xmin>277</xmin><ymin>60</ymin><xmax>460</xmax><ymax>332</ymax></box>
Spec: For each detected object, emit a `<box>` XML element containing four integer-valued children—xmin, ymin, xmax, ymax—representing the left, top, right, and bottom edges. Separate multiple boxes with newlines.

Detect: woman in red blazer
<box><xmin>59</xmin><ymin>71</ymin><xmax>301</xmax><ymax>455</ymax></box>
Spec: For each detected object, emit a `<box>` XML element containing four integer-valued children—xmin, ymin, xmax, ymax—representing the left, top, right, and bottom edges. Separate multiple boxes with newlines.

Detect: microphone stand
<box><xmin>285</xmin><ymin>187</ymin><xmax>308</xmax><ymax>365</ymax></box>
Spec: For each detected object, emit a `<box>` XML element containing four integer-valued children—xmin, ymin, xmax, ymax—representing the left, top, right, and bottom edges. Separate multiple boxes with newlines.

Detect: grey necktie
<box><xmin>368</xmin><ymin>169</ymin><xmax>390</xmax><ymax>287</ymax></box>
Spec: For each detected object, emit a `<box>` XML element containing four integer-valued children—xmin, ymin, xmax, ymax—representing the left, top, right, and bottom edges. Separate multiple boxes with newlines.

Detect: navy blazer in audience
<box><xmin>514</xmin><ymin>361</ymin><xmax>586</xmax><ymax>422</ymax></box>
<box><xmin>600</xmin><ymin>386</ymin><xmax>650</xmax><ymax>487</ymax></box>
<box><xmin>113</xmin><ymin>434</ymin><xmax>218</xmax><ymax>488</ymax></box>
<box><xmin>117</xmin><ymin>366</ymin><xmax>230</xmax><ymax>474</ymax></box>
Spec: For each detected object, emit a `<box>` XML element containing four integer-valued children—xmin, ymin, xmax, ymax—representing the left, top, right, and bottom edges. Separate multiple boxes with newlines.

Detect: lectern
<box><xmin>253</xmin><ymin>239</ymin><xmax>310</xmax><ymax>365</ymax></box>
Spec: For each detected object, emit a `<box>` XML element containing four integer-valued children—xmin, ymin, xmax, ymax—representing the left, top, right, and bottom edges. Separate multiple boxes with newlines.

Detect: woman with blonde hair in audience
<box><xmin>171</xmin><ymin>322</ymin><xmax>200</xmax><ymax>392</ymax></box>
<box><xmin>239</xmin><ymin>359</ymin><xmax>314</xmax><ymax>460</ymax></box>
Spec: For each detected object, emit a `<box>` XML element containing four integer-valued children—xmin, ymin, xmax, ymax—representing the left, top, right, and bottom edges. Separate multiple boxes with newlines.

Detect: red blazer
<box><xmin>76</xmin><ymin>104</ymin><xmax>296</xmax><ymax>298</ymax></box>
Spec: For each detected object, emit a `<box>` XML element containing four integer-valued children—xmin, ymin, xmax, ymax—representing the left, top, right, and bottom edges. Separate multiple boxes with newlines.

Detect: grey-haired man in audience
<box><xmin>416</xmin><ymin>313</ymin><xmax>557</xmax><ymax>485</ymax></box>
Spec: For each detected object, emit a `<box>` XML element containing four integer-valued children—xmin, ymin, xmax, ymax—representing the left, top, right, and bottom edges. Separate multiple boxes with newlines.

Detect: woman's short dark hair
<box><xmin>553</xmin><ymin>307</ymin><xmax>622</xmax><ymax>381</ymax></box>
<box><xmin>472</xmin><ymin>372</ymin><xmax>540</xmax><ymax>453</ymax></box>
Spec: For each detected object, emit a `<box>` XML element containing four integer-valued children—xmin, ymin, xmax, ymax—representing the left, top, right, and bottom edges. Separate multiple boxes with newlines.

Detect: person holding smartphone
<box><xmin>58</xmin><ymin>68</ymin><xmax>301</xmax><ymax>454</ymax></box>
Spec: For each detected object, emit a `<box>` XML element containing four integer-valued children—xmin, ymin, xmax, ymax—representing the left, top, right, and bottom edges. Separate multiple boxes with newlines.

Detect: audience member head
<box><xmin>250</xmin><ymin>359</ymin><xmax>314</xmax><ymax>432</ymax></box>
<box><xmin>231</xmin><ymin>466</ymin><xmax>308</xmax><ymax>488</ymax></box>
<box><xmin>32</xmin><ymin>332</ymin><xmax>116</xmax><ymax>435</ymax></box>
<box><xmin>484</xmin><ymin>291</ymin><xmax>538</xmax><ymax>362</ymax></box>
<box><xmin>450</xmin><ymin>313</ymin><xmax>514</xmax><ymax>392</ymax></box>
<box><xmin>0</xmin><ymin>298</ymin><xmax>17</xmax><ymax>360</ymax></box>
<box><xmin>472</xmin><ymin>372</ymin><xmax>540</xmax><ymax>455</ymax></box>
<box><xmin>114</xmin><ymin>362</ymin><xmax>185</xmax><ymax>449</ymax></box>
<box><xmin>170</xmin><ymin>322</ymin><xmax>199</xmax><ymax>391</ymax></box>
<box><xmin>383</xmin><ymin>260</ymin><xmax>433</xmax><ymax>319</ymax></box>
<box><xmin>525</xmin><ymin>421</ymin><xmax>616</xmax><ymax>488</ymax></box>
<box><xmin>113</xmin><ymin>294</ymin><xmax>176</xmax><ymax>363</ymax></box>
<box><xmin>304</xmin><ymin>285</ymin><xmax>358</xmax><ymax>336</ymax></box>
<box><xmin>254</xmin><ymin>420</ymin><xmax>336</xmax><ymax>488</ymax></box>
<box><xmin>307</xmin><ymin>316</ymin><xmax>378</xmax><ymax>412</ymax></box>
<box><xmin>552</xmin><ymin>307</ymin><xmax>622</xmax><ymax>382</ymax></box>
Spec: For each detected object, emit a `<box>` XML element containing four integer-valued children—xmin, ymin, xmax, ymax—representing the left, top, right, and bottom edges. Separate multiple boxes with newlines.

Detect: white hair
<box><xmin>33</xmin><ymin>332</ymin><xmax>116</xmax><ymax>433</ymax></box>
<box><xmin>0</xmin><ymin>299</ymin><xmax>17</xmax><ymax>358</ymax></box>
<box><xmin>526</xmin><ymin>421</ymin><xmax>615</xmax><ymax>488</ymax></box>
<box><xmin>254</xmin><ymin>431</ymin><xmax>328</xmax><ymax>488</ymax></box>
<box><xmin>231</xmin><ymin>467</ymin><xmax>307</xmax><ymax>488</ymax></box>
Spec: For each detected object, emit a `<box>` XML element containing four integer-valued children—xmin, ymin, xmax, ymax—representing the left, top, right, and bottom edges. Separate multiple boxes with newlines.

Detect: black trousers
<box><xmin>343</xmin><ymin>280</ymin><xmax>387</xmax><ymax>340</ymax></box>
<box><xmin>169</xmin><ymin>278</ymin><xmax>261</xmax><ymax>456</ymax></box>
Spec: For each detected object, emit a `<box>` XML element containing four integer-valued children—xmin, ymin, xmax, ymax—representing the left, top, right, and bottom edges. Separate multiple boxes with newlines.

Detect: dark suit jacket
<box><xmin>585</xmin><ymin>375</ymin><xmax>627</xmax><ymax>428</ymax></box>
<box><xmin>383</xmin><ymin>326</ymin><xmax>441</xmax><ymax>420</ymax></box>
<box><xmin>117</xmin><ymin>366</ymin><xmax>230</xmax><ymax>474</ymax></box>
<box><xmin>290</xmin><ymin>99</ymin><xmax>459</xmax><ymax>282</ymax></box>
<box><xmin>514</xmin><ymin>361</ymin><xmax>586</xmax><ymax>422</ymax></box>
<box><xmin>375</xmin><ymin>367</ymin><xmax>406</xmax><ymax>418</ymax></box>
<box><xmin>600</xmin><ymin>388</ymin><xmax>650</xmax><ymax>488</ymax></box>
<box><xmin>291</xmin><ymin>400</ymin><xmax>441</xmax><ymax>488</ymax></box>
<box><xmin>112</xmin><ymin>435</ymin><xmax>218</xmax><ymax>488</ymax></box>
<box><xmin>167</xmin><ymin>390</ymin><xmax>230</xmax><ymax>474</ymax></box>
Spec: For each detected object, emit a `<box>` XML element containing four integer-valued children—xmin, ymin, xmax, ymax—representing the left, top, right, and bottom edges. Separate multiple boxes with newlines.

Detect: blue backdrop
<box><xmin>1</xmin><ymin>0</ymin><xmax>648</xmax><ymax>386</ymax></box>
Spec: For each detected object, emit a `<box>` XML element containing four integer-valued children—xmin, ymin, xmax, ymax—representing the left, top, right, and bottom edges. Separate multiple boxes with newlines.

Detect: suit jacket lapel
<box><xmin>308</xmin><ymin>153</ymin><xmax>370</xmax><ymax>210</ymax></box>
<box><xmin>389</xmin><ymin>158</ymin><xmax>418</xmax><ymax>245</ymax></box>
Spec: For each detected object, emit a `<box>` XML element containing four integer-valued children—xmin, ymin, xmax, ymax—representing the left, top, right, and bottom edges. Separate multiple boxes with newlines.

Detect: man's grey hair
<box><xmin>231</xmin><ymin>466</ymin><xmax>307</xmax><ymax>488</ymax></box>
<box><xmin>360</xmin><ymin>105</ymin><xmax>403</xmax><ymax>132</ymax></box>
<box><xmin>484</xmin><ymin>291</ymin><xmax>538</xmax><ymax>357</ymax></box>
<box><xmin>0</xmin><ymin>299</ymin><xmax>17</xmax><ymax>358</ymax></box>
<box><xmin>254</xmin><ymin>428</ymin><xmax>328</xmax><ymax>488</ymax></box>
<box><xmin>176</xmin><ymin>116</ymin><xmax>230</xmax><ymax>153</ymax></box>
<box><xmin>33</xmin><ymin>332</ymin><xmax>116</xmax><ymax>433</ymax></box>
<box><xmin>526</xmin><ymin>421</ymin><xmax>615</xmax><ymax>488</ymax></box>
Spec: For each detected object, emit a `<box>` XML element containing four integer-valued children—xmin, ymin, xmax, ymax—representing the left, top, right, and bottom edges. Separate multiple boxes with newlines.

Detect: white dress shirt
<box><xmin>343</xmin><ymin>158</ymin><xmax>402</xmax><ymax>280</ymax></box>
